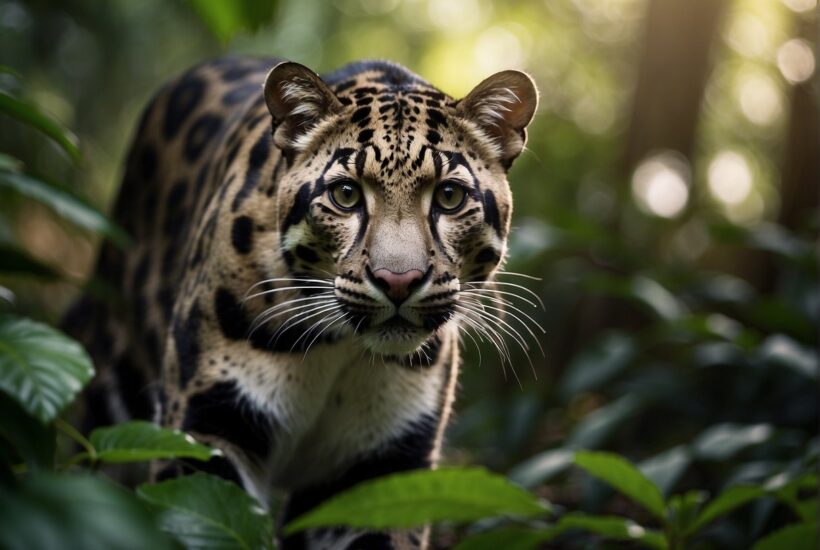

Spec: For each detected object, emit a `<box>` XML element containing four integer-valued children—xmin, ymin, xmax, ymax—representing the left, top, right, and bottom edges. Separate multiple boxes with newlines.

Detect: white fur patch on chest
<box><xmin>229</xmin><ymin>338</ymin><xmax>446</xmax><ymax>493</ymax></box>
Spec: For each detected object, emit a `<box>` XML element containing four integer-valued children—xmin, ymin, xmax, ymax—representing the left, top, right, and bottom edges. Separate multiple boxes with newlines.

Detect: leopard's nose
<box><xmin>367</xmin><ymin>267</ymin><xmax>425</xmax><ymax>305</ymax></box>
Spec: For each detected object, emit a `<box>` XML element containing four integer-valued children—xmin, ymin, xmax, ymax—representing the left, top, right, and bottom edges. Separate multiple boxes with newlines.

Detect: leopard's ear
<box><xmin>264</xmin><ymin>62</ymin><xmax>343</xmax><ymax>150</ymax></box>
<box><xmin>457</xmin><ymin>70</ymin><xmax>538</xmax><ymax>169</ymax></box>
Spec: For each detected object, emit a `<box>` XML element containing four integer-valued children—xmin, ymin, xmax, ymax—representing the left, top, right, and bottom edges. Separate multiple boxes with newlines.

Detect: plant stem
<box><xmin>55</xmin><ymin>418</ymin><xmax>96</xmax><ymax>462</ymax></box>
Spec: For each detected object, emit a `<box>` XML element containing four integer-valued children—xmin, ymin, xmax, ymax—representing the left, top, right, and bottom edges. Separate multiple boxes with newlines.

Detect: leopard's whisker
<box><xmin>457</xmin><ymin>287</ymin><xmax>539</xmax><ymax>309</ymax></box>
<box><xmin>463</xmin><ymin>281</ymin><xmax>544</xmax><ymax>309</ymax></box>
<box><xmin>460</xmin><ymin>290</ymin><xmax>545</xmax><ymax>332</ymax></box>
<box><xmin>494</xmin><ymin>270</ymin><xmax>543</xmax><ymax>281</ymax></box>
<box><xmin>457</xmin><ymin>302</ymin><xmax>534</xmax><ymax>383</ymax></box>
<box><xmin>249</xmin><ymin>299</ymin><xmax>335</xmax><ymax>338</ymax></box>
<box><xmin>251</xmin><ymin>298</ymin><xmax>335</xmax><ymax>332</ymax></box>
<box><xmin>269</xmin><ymin>303</ymin><xmax>342</xmax><ymax>348</ymax></box>
<box><xmin>243</xmin><ymin>286</ymin><xmax>336</xmax><ymax>303</ymax></box>
<box><xmin>454</xmin><ymin>305</ymin><xmax>512</xmax><ymax>368</ymax></box>
<box><xmin>302</xmin><ymin>312</ymin><xmax>348</xmax><ymax>360</ymax></box>
<box><xmin>460</xmin><ymin>296</ymin><xmax>545</xmax><ymax>356</ymax></box>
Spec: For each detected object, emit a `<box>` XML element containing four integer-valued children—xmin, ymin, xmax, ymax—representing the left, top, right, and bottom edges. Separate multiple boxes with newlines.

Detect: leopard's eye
<box><xmin>329</xmin><ymin>180</ymin><xmax>363</xmax><ymax>210</ymax></box>
<box><xmin>433</xmin><ymin>181</ymin><xmax>467</xmax><ymax>212</ymax></box>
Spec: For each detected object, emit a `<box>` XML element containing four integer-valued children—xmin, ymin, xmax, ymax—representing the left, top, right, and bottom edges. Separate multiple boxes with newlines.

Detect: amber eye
<box><xmin>433</xmin><ymin>181</ymin><xmax>467</xmax><ymax>212</ymax></box>
<box><xmin>329</xmin><ymin>180</ymin><xmax>363</xmax><ymax>210</ymax></box>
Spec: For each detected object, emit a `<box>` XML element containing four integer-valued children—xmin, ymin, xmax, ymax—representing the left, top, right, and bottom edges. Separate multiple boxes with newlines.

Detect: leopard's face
<box><xmin>266</xmin><ymin>62</ymin><xmax>537</xmax><ymax>356</ymax></box>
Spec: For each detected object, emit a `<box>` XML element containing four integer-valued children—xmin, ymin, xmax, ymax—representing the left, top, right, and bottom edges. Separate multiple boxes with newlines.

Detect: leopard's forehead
<box><xmin>319</xmin><ymin>66</ymin><xmax>480</xmax><ymax>195</ymax></box>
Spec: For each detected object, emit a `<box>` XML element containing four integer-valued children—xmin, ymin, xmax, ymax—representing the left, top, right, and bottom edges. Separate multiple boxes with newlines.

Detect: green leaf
<box><xmin>639</xmin><ymin>445</ymin><xmax>691</xmax><ymax>496</ymax></box>
<box><xmin>0</xmin><ymin>315</ymin><xmax>94</xmax><ymax>423</ymax></box>
<box><xmin>90</xmin><ymin>421</ymin><xmax>221</xmax><ymax>464</ymax></box>
<box><xmin>556</xmin><ymin>513</ymin><xmax>667</xmax><ymax>549</ymax></box>
<box><xmin>452</xmin><ymin>527</ymin><xmax>556</xmax><ymax>550</ymax></box>
<box><xmin>0</xmin><ymin>393</ymin><xmax>55</xmax><ymax>469</ymax></box>
<box><xmin>559</xmin><ymin>332</ymin><xmax>635</xmax><ymax>398</ymax></box>
<box><xmin>0</xmin><ymin>244</ymin><xmax>61</xmax><ymax>280</ymax></box>
<box><xmin>285</xmin><ymin>467</ymin><xmax>548</xmax><ymax>534</ymax></box>
<box><xmin>688</xmin><ymin>484</ymin><xmax>767</xmax><ymax>534</ymax></box>
<box><xmin>574</xmin><ymin>451</ymin><xmax>666</xmax><ymax>520</ymax></box>
<box><xmin>758</xmin><ymin>334</ymin><xmax>818</xmax><ymax>379</ymax></box>
<box><xmin>0</xmin><ymin>473</ymin><xmax>171</xmax><ymax>550</ymax></box>
<box><xmin>751</xmin><ymin>522</ymin><xmax>817</xmax><ymax>550</ymax></box>
<box><xmin>630</xmin><ymin>276</ymin><xmax>685</xmax><ymax>320</ymax></box>
<box><xmin>0</xmin><ymin>171</ymin><xmax>129</xmax><ymax>246</ymax></box>
<box><xmin>692</xmin><ymin>423</ymin><xmax>774</xmax><ymax>461</ymax></box>
<box><xmin>0</xmin><ymin>91</ymin><xmax>79</xmax><ymax>160</ymax></box>
<box><xmin>508</xmin><ymin>448</ymin><xmax>575</xmax><ymax>489</ymax></box>
<box><xmin>137</xmin><ymin>473</ymin><xmax>274</xmax><ymax>550</ymax></box>
<box><xmin>0</xmin><ymin>152</ymin><xmax>23</xmax><ymax>172</ymax></box>
<box><xmin>186</xmin><ymin>0</ymin><xmax>278</xmax><ymax>43</ymax></box>
<box><xmin>769</xmin><ymin>473</ymin><xmax>818</xmax><ymax>522</ymax></box>
<box><xmin>566</xmin><ymin>394</ymin><xmax>643</xmax><ymax>448</ymax></box>
<box><xmin>666</xmin><ymin>491</ymin><xmax>707</xmax><ymax>537</ymax></box>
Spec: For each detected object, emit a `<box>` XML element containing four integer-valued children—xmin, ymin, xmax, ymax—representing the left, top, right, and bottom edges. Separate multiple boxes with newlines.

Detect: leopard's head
<box><xmin>264</xmin><ymin>61</ymin><xmax>537</xmax><ymax>356</ymax></box>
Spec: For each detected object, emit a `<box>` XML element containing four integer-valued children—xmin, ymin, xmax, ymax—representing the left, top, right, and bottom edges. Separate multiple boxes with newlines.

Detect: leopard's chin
<box><xmin>359</xmin><ymin>324</ymin><xmax>431</xmax><ymax>357</ymax></box>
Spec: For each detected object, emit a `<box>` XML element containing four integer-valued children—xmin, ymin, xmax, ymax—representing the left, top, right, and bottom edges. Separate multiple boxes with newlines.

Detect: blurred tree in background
<box><xmin>0</xmin><ymin>0</ymin><xmax>817</xmax><ymax>548</ymax></box>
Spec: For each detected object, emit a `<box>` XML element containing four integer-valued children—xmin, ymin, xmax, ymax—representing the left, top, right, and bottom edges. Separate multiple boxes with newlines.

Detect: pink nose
<box><xmin>370</xmin><ymin>268</ymin><xmax>425</xmax><ymax>304</ymax></box>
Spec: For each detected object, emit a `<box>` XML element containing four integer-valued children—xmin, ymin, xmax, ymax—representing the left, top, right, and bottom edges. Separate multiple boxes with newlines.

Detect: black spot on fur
<box><xmin>231</xmin><ymin>216</ymin><xmax>254</xmax><ymax>254</ymax></box>
<box><xmin>351</xmin><ymin>107</ymin><xmax>370</xmax><ymax>123</ymax></box>
<box><xmin>173</xmin><ymin>303</ymin><xmax>202</xmax><ymax>388</ymax></box>
<box><xmin>183</xmin><ymin>381</ymin><xmax>273</xmax><ymax>459</ymax></box>
<box><xmin>425</xmin><ymin>129</ymin><xmax>441</xmax><ymax>145</ymax></box>
<box><xmin>295</xmin><ymin>244</ymin><xmax>319</xmax><ymax>263</ymax></box>
<box><xmin>139</xmin><ymin>144</ymin><xmax>158</xmax><ymax>181</ymax></box>
<box><xmin>281</xmin><ymin>183</ymin><xmax>311</xmax><ymax>234</ymax></box>
<box><xmin>164</xmin><ymin>75</ymin><xmax>206</xmax><ymax>140</ymax></box>
<box><xmin>214</xmin><ymin>287</ymin><xmax>246</xmax><ymax>340</ymax></box>
<box><xmin>358</xmin><ymin>129</ymin><xmax>374</xmax><ymax>143</ymax></box>
<box><xmin>232</xmin><ymin>131</ymin><xmax>270</xmax><ymax>211</ymax></box>
<box><xmin>482</xmin><ymin>189</ymin><xmax>502</xmax><ymax>235</ymax></box>
<box><xmin>475</xmin><ymin>247</ymin><xmax>500</xmax><ymax>264</ymax></box>
<box><xmin>222</xmin><ymin>83</ymin><xmax>258</xmax><ymax>105</ymax></box>
<box><xmin>184</xmin><ymin>114</ymin><xmax>222</xmax><ymax>162</ymax></box>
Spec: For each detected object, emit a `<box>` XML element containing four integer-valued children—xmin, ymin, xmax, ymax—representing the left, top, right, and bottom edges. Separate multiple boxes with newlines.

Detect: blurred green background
<box><xmin>0</xmin><ymin>0</ymin><xmax>817</xmax><ymax>547</ymax></box>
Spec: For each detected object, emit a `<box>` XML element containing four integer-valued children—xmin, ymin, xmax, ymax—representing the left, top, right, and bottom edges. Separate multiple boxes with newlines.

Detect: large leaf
<box><xmin>574</xmin><ymin>451</ymin><xmax>666</xmax><ymax>520</ymax></box>
<box><xmin>751</xmin><ymin>522</ymin><xmax>817</xmax><ymax>550</ymax></box>
<box><xmin>452</xmin><ymin>527</ymin><xmax>555</xmax><ymax>550</ymax></box>
<box><xmin>90</xmin><ymin>421</ymin><xmax>220</xmax><ymax>464</ymax></box>
<box><xmin>556</xmin><ymin>513</ymin><xmax>667</xmax><ymax>549</ymax></box>
<box><xmin>0</xmin><ymin>91</ymin><xmax>80</xmax><ymax>160</ymax></box>
<box><xmin>0</xmin><ymin>315</ymin><xmax>94</xmax><ymax>423</ymax></box>
<box><xmin>688</xmin><ymin>484</ymin><xmax>766</xmax><ymax>534</ymax></box>
<box><xmin>137</xmin><ymin>473</ymin><xmax>274</xmax><ymax>550</ymax></box>
<box><xmin>285</xmin><ymin>467</ymin><xmax>548</xmax><ymax>534</ymax></box>
<box><xmin>0</xmin><ymin>473</ymin><xmax>171</xmax><ymax>550</ymax></box>
<box><xmin>0</xmin><ymin>171</ymin><xmax>129</xmax><ymax>246</ymax></box>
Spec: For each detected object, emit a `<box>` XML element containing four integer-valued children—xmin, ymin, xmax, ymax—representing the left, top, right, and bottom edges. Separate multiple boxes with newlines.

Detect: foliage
<box><xmin>0</xmin><ymin>0</ymin><xmax>817</xmax><ymax>548</ymax></box>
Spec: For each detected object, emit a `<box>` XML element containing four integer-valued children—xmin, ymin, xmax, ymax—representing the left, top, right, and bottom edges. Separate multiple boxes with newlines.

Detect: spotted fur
<box><xmin>64</xmin><ymin>56</ymin><xmax>537</xmax><ymax>550</ymax></box>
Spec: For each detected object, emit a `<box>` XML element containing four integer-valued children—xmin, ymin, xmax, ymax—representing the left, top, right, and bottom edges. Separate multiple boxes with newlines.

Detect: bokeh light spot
<box><xmin>632</xmin><ymin>152</ymin><xmax>690</xmax><ymax>218</ymax></box>
<box><xmin>738</xmin><ymin>73</ymin><xmax>782</xmax><ymax>126</ymax></box>
<box><xmin>708</xmin><ymin>150</ymin><xmax>753</xmax><ymax>205</ymax></box>
<box><xmin>725</xmin><ymin>14</ymin><xmax>770</xmax><ymax>58</ymax></box>
<box><xmin>781</xmin><ymin>0</ymin><xmax>817</xmax><ymax>13</ymax></box>
<box><xmin>473</xmin><ymin>26</ymin><xmax>526</xmax><ymax>74</ymax></box>
<box><xmin>777</xmin><ymin>38</ymin><xmax>815</xmax><ymax>84</ymax></box>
